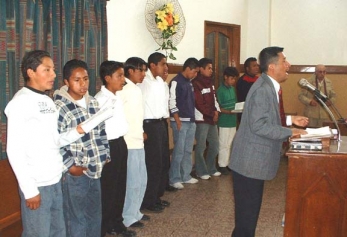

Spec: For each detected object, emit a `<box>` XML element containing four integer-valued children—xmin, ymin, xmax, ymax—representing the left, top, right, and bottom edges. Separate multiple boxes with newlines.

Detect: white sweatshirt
<box><xmin>5</xmin><ymin>87</ymin><xmax>82</xmax><ymax>199</ymax></box>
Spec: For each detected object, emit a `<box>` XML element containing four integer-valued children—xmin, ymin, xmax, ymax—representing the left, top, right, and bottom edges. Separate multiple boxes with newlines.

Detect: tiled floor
<box><xmin>121</xmin><ymin>158</ymin><xmax>288</xmax><ymax>237</ymax></box>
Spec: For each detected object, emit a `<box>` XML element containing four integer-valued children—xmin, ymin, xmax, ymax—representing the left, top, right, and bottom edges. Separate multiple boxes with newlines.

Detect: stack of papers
<box><xmin>290</xmin><ymin>126</ymin><xmax>332</xmax><ymax>151</ymax></box>
<box><xmin>291</xmin><ymin>126</ymin><xmax>333</xmax><ymax>141</ymax></box>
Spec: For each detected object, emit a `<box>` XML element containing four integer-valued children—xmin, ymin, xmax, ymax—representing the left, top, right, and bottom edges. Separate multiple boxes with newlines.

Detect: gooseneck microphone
<box><xmin>299</xmin><ymin>78</ymin><xmax>344</xmax><ymax>140</ymax></box>
<box><xmin>298</xmin><ymin>78</ymin><xmax>328</xmax><ymax>101</ymax></box>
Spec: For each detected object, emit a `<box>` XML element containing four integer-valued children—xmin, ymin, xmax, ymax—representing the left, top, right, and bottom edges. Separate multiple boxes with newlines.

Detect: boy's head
<box><xmin>21</xmin><ymin>50</ymin><xmax>56</xmax><ymax>91</ymax></box>
<box><xmin>124</xmin><ymin>57</ymin><xmax>147</xmax><ymax>84</ymax></box>
<box><xmin>223</xmin><ymin>67</ymin><xmax>239</xmax><ymax>87</ymax></box>
<box><xmin>198</xmin><ymin>58</ymin><xmax>213</xmax><ymax>78</ymax></box>
<box><xmin>99</xmin><ymin>60</ymin><xmax>125</xmax><ymax>93</ymax></box>
<box><xmin>147</xmin><ymin>52</ymin><xmax>168</xmax><ymax>79</ymax></box>
<box><xmin>182</xmin><ymin>57</ymin><xmax>199</xmax><ymax>80</ymax></box>
<box><xmin>63</xmin><ymin>59</ymin><xmax>89</xmax><ymax>100</ymax></box>
<box><xmin>244</xmin><ymin>57</ymin><xmax>259</xmax><ymax>77</ymax></box>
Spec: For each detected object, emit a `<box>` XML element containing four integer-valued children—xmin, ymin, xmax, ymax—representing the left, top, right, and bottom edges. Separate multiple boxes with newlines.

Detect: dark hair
<box><xmin>148</xmin><ymin>52</ymin><xmax>166</xmax><ymax>68</ymax></box>
<box><xmin>243</xmin><ymin>57</ymin><xmax>257</xmax><ymax>72</ymax></box>
<box><xmin>223</xmin><ymin>67</ymin><xmax>239</xmax><ymax>78</ymax></box>
<box><xmin>63</xmin><ymin>59</ymin><xmax>88</xmax><ymax>81</ymax></box>
<box><xmin>183</xmin><ymin>57</ymin><xmax>199</xmax><ymax>71</ymax></box>
<box><xmin>124</xmin><ymin>57</ymin><xmax>147</xmax><ymax>78</ymax></box>
<box><xmin>258</xmin><ymin>47</ymin><xmax>284</xmax><ymax>73</ymax></box>
<box><xmin>99</xmin><ymin>60</ymin><xmax>124</xmax><ymax>85</ymax></box>
<box><xmin>21</xmin><ymin>50</ymin><xmax>51</xmax><ymax>82</ymax></box>
<box><xmin>198</xmin><ymin>58</ymin><xmax>213</xmax><ymax>69</ymax></box>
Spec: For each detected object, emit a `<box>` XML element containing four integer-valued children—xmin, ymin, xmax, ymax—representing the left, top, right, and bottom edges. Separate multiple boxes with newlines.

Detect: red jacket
<box><xmin>192</xmin><ymin>74</ymin><xmax>220</xmax><ymax>125</ymax></box>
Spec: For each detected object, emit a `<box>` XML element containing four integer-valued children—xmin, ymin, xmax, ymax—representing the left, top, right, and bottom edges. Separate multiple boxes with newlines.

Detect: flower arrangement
<box><xmin>155</xmin><ymin>3</ymin><xmax>180</xmax><ymax>60</ymax></box>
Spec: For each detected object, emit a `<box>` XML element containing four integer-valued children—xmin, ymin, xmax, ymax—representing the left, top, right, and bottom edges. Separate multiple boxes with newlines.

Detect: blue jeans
<box><xmin>194</xmin><ymin>123</ymin><xmax>219</xmax><ymax>176</ymax></box>
<box><xmin>20</xmin><ymin>180</ymin><xmax>65</xmax><ymax>237</ymax></box>
<box><xmin>169</xmin><ymin>121</ymin><xmax>196</xmax><ymax>183</ymax></box>
<box><xmin>122</xmin><ymin>148</ymin><xmax>147</xmax><ymax>227</ymax></box>
<box><xmin>62</xmin><ymin>173</ymin><xmax>101</xmax><ymax>237</ymax></box>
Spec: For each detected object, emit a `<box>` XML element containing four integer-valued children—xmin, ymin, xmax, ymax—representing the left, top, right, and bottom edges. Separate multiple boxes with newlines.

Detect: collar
<box><xmin>146</xmin><ymin>70</ymin><xmax>164</xmax><ymax>81</ymax></box>
<box><xmin>101</xmin><ymin>85</ymin><xmax>117</xmax><ymax>97</ymax></box>
<box><xmin>268</xmin><ymin>75</ymin><xmax>280</xmax><ymax>94</ymax></box>
<box><xmin>25</xmin><ymin>85</ymin><xmax>46</xmax><ymax>95</ymax></box>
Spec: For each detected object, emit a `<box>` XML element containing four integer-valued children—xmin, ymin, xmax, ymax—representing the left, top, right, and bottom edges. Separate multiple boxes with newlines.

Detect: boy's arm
<box><xmin>169</xmin><ymin>81</ymin><xmax>182</xmax><ymax>130</ymax></box>
<box><xmin>193</xmin><ymin>81</ymin><xmax>216</xmax><ymax>118</ymax></box>
<box><xmin>99</xmin><ymin>121</ymin><xmax>110</xmax><ymax>160</ymax></box>
<box><xmin>5</xmin><ymin>103</ymin><xmax>40</xmax><ymax>201</ymax></box>
<box><xmin>55</xmin><ymin>103</ymin><xmax>78</xmax><ymax>173</ymax></box>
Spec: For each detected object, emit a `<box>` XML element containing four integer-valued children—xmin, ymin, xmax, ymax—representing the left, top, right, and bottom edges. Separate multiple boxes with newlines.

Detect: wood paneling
<box><xmin>168</xmin><ymin>64</ymin><xmax>347</xmax><ymax>74</ymax></box>
<box><xmin>285</xmin><ymin>143</ymin><xmax>347</xmax><ymax>237</ymax></box>
<box><xmin>0</xmin><ymin>160</ymin><xmax>22</xmax><ymax>237</ymax></box>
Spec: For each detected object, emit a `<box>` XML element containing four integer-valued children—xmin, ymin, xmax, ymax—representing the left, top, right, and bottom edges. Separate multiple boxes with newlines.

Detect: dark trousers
<box><xmin>231</xmin><ymin>170</ymin><xmax>264</xmax><ymax>237</ymax></box>
<box><xmin>101</xmin><ymin>137</ymin><xmax>128</xmax><ymax>235</ymax></box>
<box><xmin>141</xmin><ymin>120</ymin><xmax>170</xmax><ymax>209</ymax></box>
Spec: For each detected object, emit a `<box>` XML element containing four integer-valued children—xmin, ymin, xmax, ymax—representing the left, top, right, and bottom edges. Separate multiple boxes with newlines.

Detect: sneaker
<box><xmin>212</xmin><ymin>171</ymin><xmax>221</xmax><ymax>176</ymax></box>
<box><xmin>219</xmin><ymin>167</ymin><xmax>230</xmax><ymax>175</ymax></box>
<box><xmin>183</xmin><ymin>178</ymin><xmax>199</xmax><ymax>184</ymax></box>
<box><xmin>170</xmin><ymin>182</ymin><xmax>184</xmax><ymax>189</ymax></box>
<box><xmin>199</xmin><ymin>175</ymin><xmax>211</xmax><ymax>180</ymax></box>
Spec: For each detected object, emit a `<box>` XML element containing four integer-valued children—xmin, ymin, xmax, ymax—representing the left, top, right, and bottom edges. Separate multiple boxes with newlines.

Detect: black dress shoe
<box><xmin>165</xmin><ymin>185</ymin><xmax>178</xmax><ymax>192</ymax></box>
<box><xmin>157</xmin><ymin>200</ymin><xmax>170</xmax><ymax>207</ymax></box>
<box><xmin>141</xmin><ymin>214</ymin><xmax>150</xmax><ymax>221</ymax></box>
<box><xmin>219</xmin><ymin>167</ymin><xmax>230</xmax><ymax>175</ymax></box>
<box><xmin>144</xmin><ymin>204</ymin><xmax>164</xmax><ymax>213</ymax></box>
<box><xmin>106</xmin><ymin>229</ymin><xmax>137</xmax><ymax>237</ymax></box>
<box><xmin>129</xmin><ymin>221</ymin><xmax>144</xmax><ymax>228</ymax></box>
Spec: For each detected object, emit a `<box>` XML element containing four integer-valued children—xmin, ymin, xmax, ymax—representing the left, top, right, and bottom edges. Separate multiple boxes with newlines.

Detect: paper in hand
<box><xmin>81</xmin><ymin>98</ymin><xmax>116</xmax><ymax>133</ymax></box>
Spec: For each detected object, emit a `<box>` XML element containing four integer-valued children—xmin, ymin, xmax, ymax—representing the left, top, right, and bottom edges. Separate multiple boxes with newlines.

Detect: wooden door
<box><xmin>204</xmin><ymin>21</ymin><xmax>240</xmax><ymax>89</ymax></box>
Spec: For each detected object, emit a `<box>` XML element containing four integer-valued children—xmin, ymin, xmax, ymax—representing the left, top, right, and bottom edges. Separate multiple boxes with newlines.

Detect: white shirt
<box><xmin>137</xmin><ymin>70</ymin><xmax>169</xmax><ymax>119</ymax></box>
<box><xmin>95</xmin><ymin>86</ymin><xmax>128</xmax><ymax>140</ymax></box>
<box><xmin>268</xmin><ymin>75</ymin><xmax>292</xmax><ymax>126</ymax></box>
<box><xmin>118</xmin><ymin>78</ymin><xmax>145</xmax><ymax>149</ymax></box>
<box><xmin>5</xmin><ymin>87</ymin><xmax>82</xmax><ymax>199</ymax></box>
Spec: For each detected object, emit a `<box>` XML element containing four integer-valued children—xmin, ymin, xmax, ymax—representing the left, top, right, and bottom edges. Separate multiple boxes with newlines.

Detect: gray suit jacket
<box><xmin>229</xmin><ymin>73</ymin><xmax>292</xmax><ymax>180</ymax></box>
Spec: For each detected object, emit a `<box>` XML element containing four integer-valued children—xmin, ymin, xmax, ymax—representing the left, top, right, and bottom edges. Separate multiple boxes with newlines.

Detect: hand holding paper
<box><xmin>80</xmin><ymin>98</ymin><xmax>116</xmax><ymax>133</ymax></box>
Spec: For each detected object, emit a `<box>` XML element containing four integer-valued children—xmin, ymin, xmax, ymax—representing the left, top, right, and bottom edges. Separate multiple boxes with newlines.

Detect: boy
<box><xmin>95</xmin><ymin>61</ymin><xmax>136</xmax><ymax>237</ymax></box>
<box><xmin>54</xmin><ymin>59</ymin><xmax>110</xmax><ymax>237</ymax></box>
<box><xmin>168</xmin><ymin>57</ymin><xmax>200</xmax><ymax>189</ymax></box>
<box><xmin>216</xmin><ymin>67</ymin><xmax>239</xmax><ymax>175</ymax></box>
<box><xmin>5</xmin><ymin>50</ymin><xmax>84</xmax><ymax>236</ymax></box>
<box><xmin>118</xmin><ymin>57</ymin><xmax>149</xmax><ymax>229</ymax></box>
<box><xmin>192</xmin><ymin>58</ymin><xmax>221</xmax><ymax>179</ymax></box>
<box><xmin>138</xmin><ymin>52</ymin><xmax>170</xmax><ymax>213</ymax></box>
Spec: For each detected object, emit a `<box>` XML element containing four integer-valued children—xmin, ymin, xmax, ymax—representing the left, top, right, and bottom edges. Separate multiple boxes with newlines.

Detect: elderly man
<box><xmin>298</xmin><ymin>64</ymin><xmax>336</xmax><ymax>127</ymax></box>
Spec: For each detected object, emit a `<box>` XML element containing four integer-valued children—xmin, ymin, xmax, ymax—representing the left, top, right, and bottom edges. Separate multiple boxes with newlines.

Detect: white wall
<box><xmin>107</xmin><ymin>0</ymin><xmax>247</xmax><ymax>64</ymax></box>
<box><xmin>107</xmin><ymin>0</ymin><xmax>347</xmax><ymax>65</ymax></box>
<box><xmin>252</xmin><ymin>0</ymin><xmax>347</xmax><ymax>65</ymax></box>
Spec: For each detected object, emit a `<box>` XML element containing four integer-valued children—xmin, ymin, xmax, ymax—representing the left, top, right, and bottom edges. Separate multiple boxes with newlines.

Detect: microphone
<box><xmin>298</xmin><ymin>78</ymin><xmax>328</xmax><ymax>101</ymax></box>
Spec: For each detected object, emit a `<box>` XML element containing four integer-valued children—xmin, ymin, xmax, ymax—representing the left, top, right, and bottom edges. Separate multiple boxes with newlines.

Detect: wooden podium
<box><xmin>284</xmin><ymin>137</ymin><xmax>347</xmax><ymax>237</ymax></box>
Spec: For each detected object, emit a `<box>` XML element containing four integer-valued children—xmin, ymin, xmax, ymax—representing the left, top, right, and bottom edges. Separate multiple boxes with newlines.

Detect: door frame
<box><xmin>204</xmin><ymin>21</ymin><xmax>241</xmax><ymax>89</ymax></box>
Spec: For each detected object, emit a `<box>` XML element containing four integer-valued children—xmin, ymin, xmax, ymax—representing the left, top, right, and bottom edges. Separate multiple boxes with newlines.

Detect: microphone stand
<box><xmin>327</xmin><ymin>99</ymin><xmax>346</xmax><ymax>123</ymax></box>
<box><xmin>315</xmin><ymin>94</ymin><xmax>341</xmax><ymax>141</ymax></box>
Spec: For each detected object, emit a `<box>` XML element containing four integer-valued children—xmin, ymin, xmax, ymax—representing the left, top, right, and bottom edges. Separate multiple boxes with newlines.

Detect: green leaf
<box><xmin>169</xmin><ymin>53</ymin><xmax>176</xmax><ymax>60</ymax></box>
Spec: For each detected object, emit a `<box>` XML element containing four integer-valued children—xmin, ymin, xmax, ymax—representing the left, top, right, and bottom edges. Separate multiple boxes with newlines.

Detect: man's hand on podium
<box><xmin>291</xmin><ymin>116</ymin><xmax>309</xmax><ymax>127</ymax></box>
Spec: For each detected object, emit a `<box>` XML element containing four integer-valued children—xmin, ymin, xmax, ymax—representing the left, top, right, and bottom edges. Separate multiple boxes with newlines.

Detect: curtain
<box><xmin>0</xmin><ymin>0</ymin><xmax>108</xmax><ymax>160</ymax></box>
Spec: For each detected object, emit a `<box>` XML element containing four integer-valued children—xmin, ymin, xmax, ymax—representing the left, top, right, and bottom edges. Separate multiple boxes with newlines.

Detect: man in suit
<box><xmin>229</xmin><ymin>46</ymin><xmax>309</xmax><ymax>237</ymax></box>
